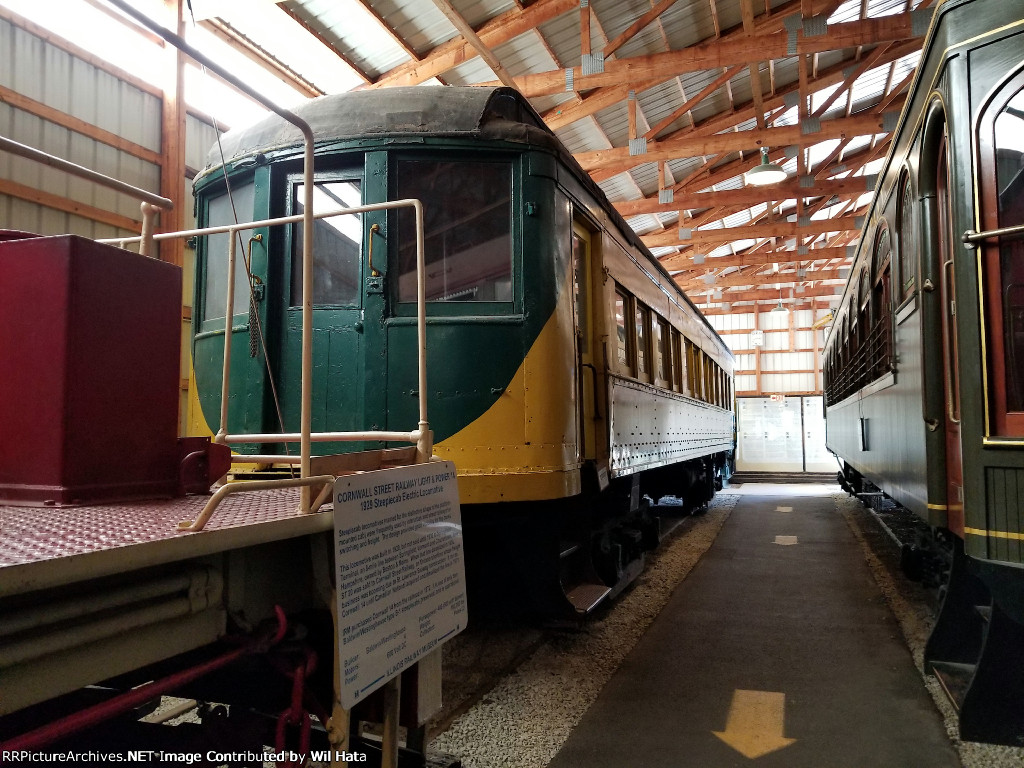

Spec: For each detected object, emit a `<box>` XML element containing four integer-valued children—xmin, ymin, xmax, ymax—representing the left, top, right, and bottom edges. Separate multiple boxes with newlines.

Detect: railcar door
<box><xmin>937</xmin><ymin>135</ymin><xmax>965</xmax><ymax>535</ymax></box>
<box><xmin>193</xmin><ymin>174</ymin><xmax>271</xmax><ymax>449</ymax></box>
<box><xmin>572</xmin><ymin>223</ymin><xmax>597</xmax><ymax>463</ymax></box>
<box><xmin>275</xmin><ymin>167</ymin><xmax>384</xmax><ymax>451</ymax></box>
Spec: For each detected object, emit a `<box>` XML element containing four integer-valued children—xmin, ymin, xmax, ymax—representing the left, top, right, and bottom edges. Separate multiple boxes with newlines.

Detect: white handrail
<box><xmin>100</xmin><ymin>198</ymin><xmax>431</xmax><ymax>507</ymax></box>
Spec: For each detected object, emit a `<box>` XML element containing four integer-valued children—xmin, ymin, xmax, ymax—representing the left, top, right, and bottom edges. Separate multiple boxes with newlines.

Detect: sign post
<box><xmin>333</xmin><ymin>461</ymin><xmax>467</xmax><ymax>713</ymax></box>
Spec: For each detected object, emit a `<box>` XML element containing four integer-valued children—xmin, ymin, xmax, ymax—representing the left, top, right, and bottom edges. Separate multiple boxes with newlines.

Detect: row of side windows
<box><xmin>613</xmin><ymin>284</ymin><xmax>732</xmax><ymax>409</ymax></box>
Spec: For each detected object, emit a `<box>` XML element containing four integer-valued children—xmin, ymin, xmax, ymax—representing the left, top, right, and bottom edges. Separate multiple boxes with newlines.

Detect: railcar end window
<box><xmin>290</xmin><ymin>179</ymin><xmax>362</xmax><ymax>308</ymax></box>
<box><xmin>395</xmin><ymin>159</ymin><xmax>512</xmax><ymax>303</ymax></box>
<box><xmin>203</xmin><ymin>181</ymin><xmax>256</xmax><ymax>322</ymax></box>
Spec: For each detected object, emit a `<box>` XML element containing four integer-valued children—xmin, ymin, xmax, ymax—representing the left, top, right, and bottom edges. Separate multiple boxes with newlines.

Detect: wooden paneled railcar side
<box><xmin>823</xmin><ymin>0</ymin><xmax>1024</xmax><ymax>744</ymax></box>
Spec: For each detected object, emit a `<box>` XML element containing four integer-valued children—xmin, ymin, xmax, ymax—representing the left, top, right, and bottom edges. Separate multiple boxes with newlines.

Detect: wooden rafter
<box><xmin>615</xmin><ymin>176</ymin><xmax>874</xmax><ymax>217</ymax></box>
<box><xmin>604</xmin><ymin>0</ymin><xmax>682</xmax><ymax>58</ymax></box>
<box><xmin>689</xmin><ymin>283</ymin><xmax>841</xmax><ymax>304</ymax></box>
<box><xmin>276</xmin><ymin>4</ymin><xmax>372</xmax><ymax>84</ymax></box>
<box><xmin>428</xmin><ymin>0</ymin><xmax>518</xmax><ymax>89</ymax></box>
<box><xmin>508</xmin><ymin>13</ymin><xmax>924</xmax><ymax>98</ymax></box>
<box><xmin>577</xmin><ymin>107</ymin><xmax>898</xmax><ymax>176</ymax></box>
<box><xmin>643</xmin><ymin>214</ymin><xmax>864</xmax><ymax>249</ymax></box>
<box><xmin>353</xmin><ymin>0</ymin><xmax>421</xmax><ymax>63</ymax></box>
<box><xmin>370</xmin><ymin>0</ymin><xmax>577</xmax><ymax>89</ymax></box>
<box><xmin>200</xmin><ymin>18</ymin><xmax>324</xmax><ymax>98</ymax></box>
<box><xmin>663</xmin><ymin>245</ymin><xmax>852</xmax><ymax>271</ymax></box>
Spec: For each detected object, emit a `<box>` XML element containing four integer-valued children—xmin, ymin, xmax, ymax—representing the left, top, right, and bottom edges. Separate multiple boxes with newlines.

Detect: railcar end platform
<box><xmin>0</xmin><ymin>489</ymin><xmax>334</xmax><ymax>598</ymax></box>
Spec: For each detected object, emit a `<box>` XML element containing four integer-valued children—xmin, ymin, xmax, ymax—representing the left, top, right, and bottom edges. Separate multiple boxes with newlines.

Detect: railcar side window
<box><xmin>979</xmin><ymin>80</ymin><xmax>1024</xmax><ymax>432</ymax></box>
<box><xmin>672</xmin><ymin>331</ymin><xmax>685</xmax><ymax>393</ymax></box>
<box><xmin>898</xmin><ymin>174</ymin><xmax>917</xmax><ymax>302</ymax></box>
<box><xmin>614</xmin><ymin>288</ymin><xmax>633</xmax><ymax>373</ymax></box>
<box><xmin>395</xmin><ymin>159</ymin><xmax>512</xmax><ymax>303</ymax></box>
<box><xmin>636</xmin><ymin>303</ymin><xmax>651</xmax><ymax>381</ymax></box>
<box><xmin>871</xmin><ymin>226</ymin><xmax>893</xmax><ymax>379</ymax></box>
<box><xmin>290</xmin><ymin>179</ymin><xmax>362</xmax><ymax>308</ymax></box>
<box><xmin>203</xmin><ymin>181</ymin><xmax>256</xmax><ymax>321</ymax></box>
<box><xmin>654</xmin><ymin>318</ymin><xmax>671</xmax><ymax>387</ymax></box>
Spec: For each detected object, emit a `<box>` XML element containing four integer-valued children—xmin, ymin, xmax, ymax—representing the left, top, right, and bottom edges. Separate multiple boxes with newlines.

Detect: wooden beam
<box><xmin>352</xmin><ymin>0</ymin><xmax>422</xmax><ymax>63</ymax></box>
<box><xmin>680</xmin><ymin>267</ymin><xmax>845</xmax><ymax>290</ymax></box>
<box><xmin>643</xmin><ymin>66</ymin><xmax>743</xmax><ymax>139</ymax></box>
<box><xmin>615</xmin><ymin>176</ymin><xmax>873</xmax><ymax>216</ymax></box>
<box><xmin>581</xmin><ymin>1</ymin><xmax>591</xmax><ymax>57</ymax></box>
<box><xmin>604</xmin><ymin>0</ymin><xmax>681</xmax><ymax>57</ymax></box>
<box><xmin>546</xmin><ymin>17</ymin><xmax>916</xmax><ymax>139</ymax></box>
<box><xmin>371</xmin><ymin>0</ymin><xmax>578</xmax><ymax>89</ymax></box>
<box><xmin>509</xmin><ymin>13</ymin><xmax>924</xmax><ymax>98</ymax></box>
<box><xmin>276</xmin><ymin>5</ymin><xmax>372</xmax><ymax>84</ymax></box>
<box><xmin>0</xmin><ymin>4</ymin><xmax>160</xmax><ymax>97</ymax></box>
<box><xmin>645</xmin><ymin>214</ymin><xmax>863</xmax><ymax>249</ymax></box>
<box><xmin>0</xmin><ymin>85</ymin><xmax>162</xmax><ymax>165</ymax></box>
<box><xmin>740</xmin><ymin>0</ymin><xmax>766</xmax><ymax>130</ymax></box>
<box><xmin>0</xmin><ymin>177</ymin><xmax>141</xmax><ymax>232</ymax></box>
<box><xmin>160</xmin><ymin>0</ymin><xmax>186</xmax><ymax>267</ymax></box>
<box><xmin>663</xmin><ymin>245</ymin><xmax>852</xmax><ymax>271</ymax></box>
<box><xmin>544</xmin><ymin>0</ymin><xmax>822</xmax><ymax>132</ymax></box>
<box><xmin>578</xmin><ymin>110</ymin><xmax>893</xmax><ymax>175</ymax></box>
<box><xmin>200</xmin><ymin>18</ymin><xmax>324</xmax><ymax>98</ymax></box>
<box><xmin>689</xmin><ymin>284</ymin><xmax>842</xmax><ymax>304</ymax></box>
<box><xmin>428</xmin><ymin>0</ymin><xmax>520</xmax><ymax>89</ymax></box>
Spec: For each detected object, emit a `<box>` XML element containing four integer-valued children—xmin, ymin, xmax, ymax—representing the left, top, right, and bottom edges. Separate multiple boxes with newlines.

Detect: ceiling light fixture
<box><xmin>770</xmin><ymin>287</ymin><xmax>787</xmax><ymax>312</ymax></box>
<box><xmin>745</xmin><ymin>147</ymin><xmax>787</xmax><ymax>187</ymax></box>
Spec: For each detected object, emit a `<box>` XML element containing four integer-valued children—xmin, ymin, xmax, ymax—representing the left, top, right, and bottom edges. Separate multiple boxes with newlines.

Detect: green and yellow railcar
<box><xmin>190</xmin><ymin>86</ymin><xmax>734</xmax><ymax>616</ymax></box>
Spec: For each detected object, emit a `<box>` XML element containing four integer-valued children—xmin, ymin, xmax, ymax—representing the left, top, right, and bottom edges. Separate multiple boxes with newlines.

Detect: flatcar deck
<box><xmin>0</xmin><ymin>489</ymin><xmax>333</xmax><ymax>598</ymax></box>
<box><xmin>547</xmin><ymin>485</ymin><xmax>960</xmax><ymax>767</ymax></box>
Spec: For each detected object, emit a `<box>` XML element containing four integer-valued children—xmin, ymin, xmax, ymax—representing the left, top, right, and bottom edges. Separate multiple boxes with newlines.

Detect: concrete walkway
<box><xmin>547</xmin><ymin>487</ymin><xmax>958</xmax><ymax>767</ymax></box>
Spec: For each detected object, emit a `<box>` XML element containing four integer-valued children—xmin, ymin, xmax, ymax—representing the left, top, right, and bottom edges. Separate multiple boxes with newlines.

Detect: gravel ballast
<box><xmin>430</xmin><ymin>495</ymin><xmax>738</xmax><ymax>768</ymax></box>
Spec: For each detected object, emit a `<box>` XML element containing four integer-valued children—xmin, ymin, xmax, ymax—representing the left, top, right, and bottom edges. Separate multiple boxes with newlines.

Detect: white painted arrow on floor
<box><xmin>712</xmin><ymin>689</ymin><xmax>797</xmax><ymax>759</ymax></box>
<box><xmin>776</xmin><ymin>506</ymin><xmax>793</xmax><ymax>513</ymax></box>
<box><xmin>774</xmin><ymin>535</ymin><xmax>798</xmax><ymax>545</ymax></box>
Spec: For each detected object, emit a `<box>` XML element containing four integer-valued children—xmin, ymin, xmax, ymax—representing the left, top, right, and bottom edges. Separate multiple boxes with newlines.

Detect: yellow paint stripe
<box><xmin>964</xmin><ymin>527</ymin><xmax>1024</xmax><ymax>541</ymax></box>
<box><xmin>927</xmin><ymin>503</ymin><xmax>948</xmax><ymax>510</ymax></box>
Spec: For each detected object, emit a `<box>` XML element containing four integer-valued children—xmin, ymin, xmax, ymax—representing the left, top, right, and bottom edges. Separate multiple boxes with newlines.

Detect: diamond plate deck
<box><xmin>0</xmin><ymin>488</ymin><xmax>335</xmax><ymax>597</ymax></box>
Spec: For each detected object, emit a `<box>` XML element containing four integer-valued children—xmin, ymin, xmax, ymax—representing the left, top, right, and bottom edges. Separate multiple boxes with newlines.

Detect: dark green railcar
<box><xmin>823</xmin><ymin>0</ymin><xmax>1024</xmax><ymax>744</ymax></box>
<box><xmin>189</xmin><ymin>87</ymin><xmax>734</xmax><ymax>617</ymax></box>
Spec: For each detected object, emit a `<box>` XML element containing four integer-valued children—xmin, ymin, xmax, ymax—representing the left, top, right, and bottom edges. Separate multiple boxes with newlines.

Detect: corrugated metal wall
<box><xmin>709</xmin><ymin>306</ymin><xmax>830</xmax><ymax>396</ymax></box>
<box><xmin>0</xmin><ymin>15</ymin><xmax>231</xmax><ymax>433</ymax></box>
<box><xmin>0</xmin><ymin>17</ymin><xmax>161</xmax><ymax>239</ymax></box>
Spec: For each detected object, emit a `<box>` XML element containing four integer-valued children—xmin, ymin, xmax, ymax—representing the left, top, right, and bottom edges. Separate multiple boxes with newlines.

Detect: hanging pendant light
<box><xmin>771</xmin><ymin>286</ymin><xmax>788</xmax><ymax>312</ymax></box>
<box><xmin>745</xmin><ymin>147</ymin><xmax>787</xmax><ymax>187</ymax></box>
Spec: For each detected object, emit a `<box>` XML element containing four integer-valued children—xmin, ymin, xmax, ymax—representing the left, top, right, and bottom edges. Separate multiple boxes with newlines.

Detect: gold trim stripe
<box><xmin>964</xmin><ymin>527</ymin><xmax>1024</xmax><ymax>541</ymax></box>
<box><xmin>927</xmin><ymin>503</ymin><xmax>948</xmax><ymax>510</ymax></box>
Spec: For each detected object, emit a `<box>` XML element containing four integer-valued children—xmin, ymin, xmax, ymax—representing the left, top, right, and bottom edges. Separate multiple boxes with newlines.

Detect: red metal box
<box><xmin>0</xmin><ymin>235</ymin><xmax>182</xmax><ymax>505</ymax></box>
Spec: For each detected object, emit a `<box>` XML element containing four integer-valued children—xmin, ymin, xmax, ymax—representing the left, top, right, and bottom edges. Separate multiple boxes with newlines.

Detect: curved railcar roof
<box><xmin>199</xmin><ymin>87</ymin><xmax>551</xmax><ymax>171</ymax></box>
<box><xmin>197</xmin><ymin>86</ymin><xmax>730</xmax><ymax>355</ymax></box>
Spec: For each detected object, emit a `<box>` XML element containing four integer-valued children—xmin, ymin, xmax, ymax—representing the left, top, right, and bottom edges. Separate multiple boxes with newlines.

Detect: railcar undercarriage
<box><xmin>838</xmin><ymin>463</ymin><xmax>1024</xmax><ymax>746</ymax></box>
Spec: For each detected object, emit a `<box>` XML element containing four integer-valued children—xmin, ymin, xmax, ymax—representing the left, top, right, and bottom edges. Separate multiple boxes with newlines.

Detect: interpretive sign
<box><xmin>334</xmin><ymin>461</ymin><xmax>467</xmax><ymax>709</ymax></box>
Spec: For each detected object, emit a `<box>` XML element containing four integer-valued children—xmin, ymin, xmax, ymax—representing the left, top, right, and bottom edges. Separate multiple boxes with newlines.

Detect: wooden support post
<box><xmin>580</xmin><ymin>0</ymin><xmax>591</xmax><ymax>57</ymax></box>
<box><xmin>160</xmin><ymin>0</ymin><xmax>186</xmax><ymax>266</ymax></box>
<box><xmin>381</xmin><ymin>678</ymin><xmax>402</xmax><ymax>768</ymax></box>
<box><xmin>754</xmin><ymin>307</ymin><xmax>763</xmax><ymax>396</ymax></box>
<box><xmin>628</xmin><ymin>89</ymin><xmax>638</xmax><ymax>140</ymax></box>
<box><xmin>812</xmin><ymin>298</ymin><xmax>821</xmax><ymax>393</ymax></box>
